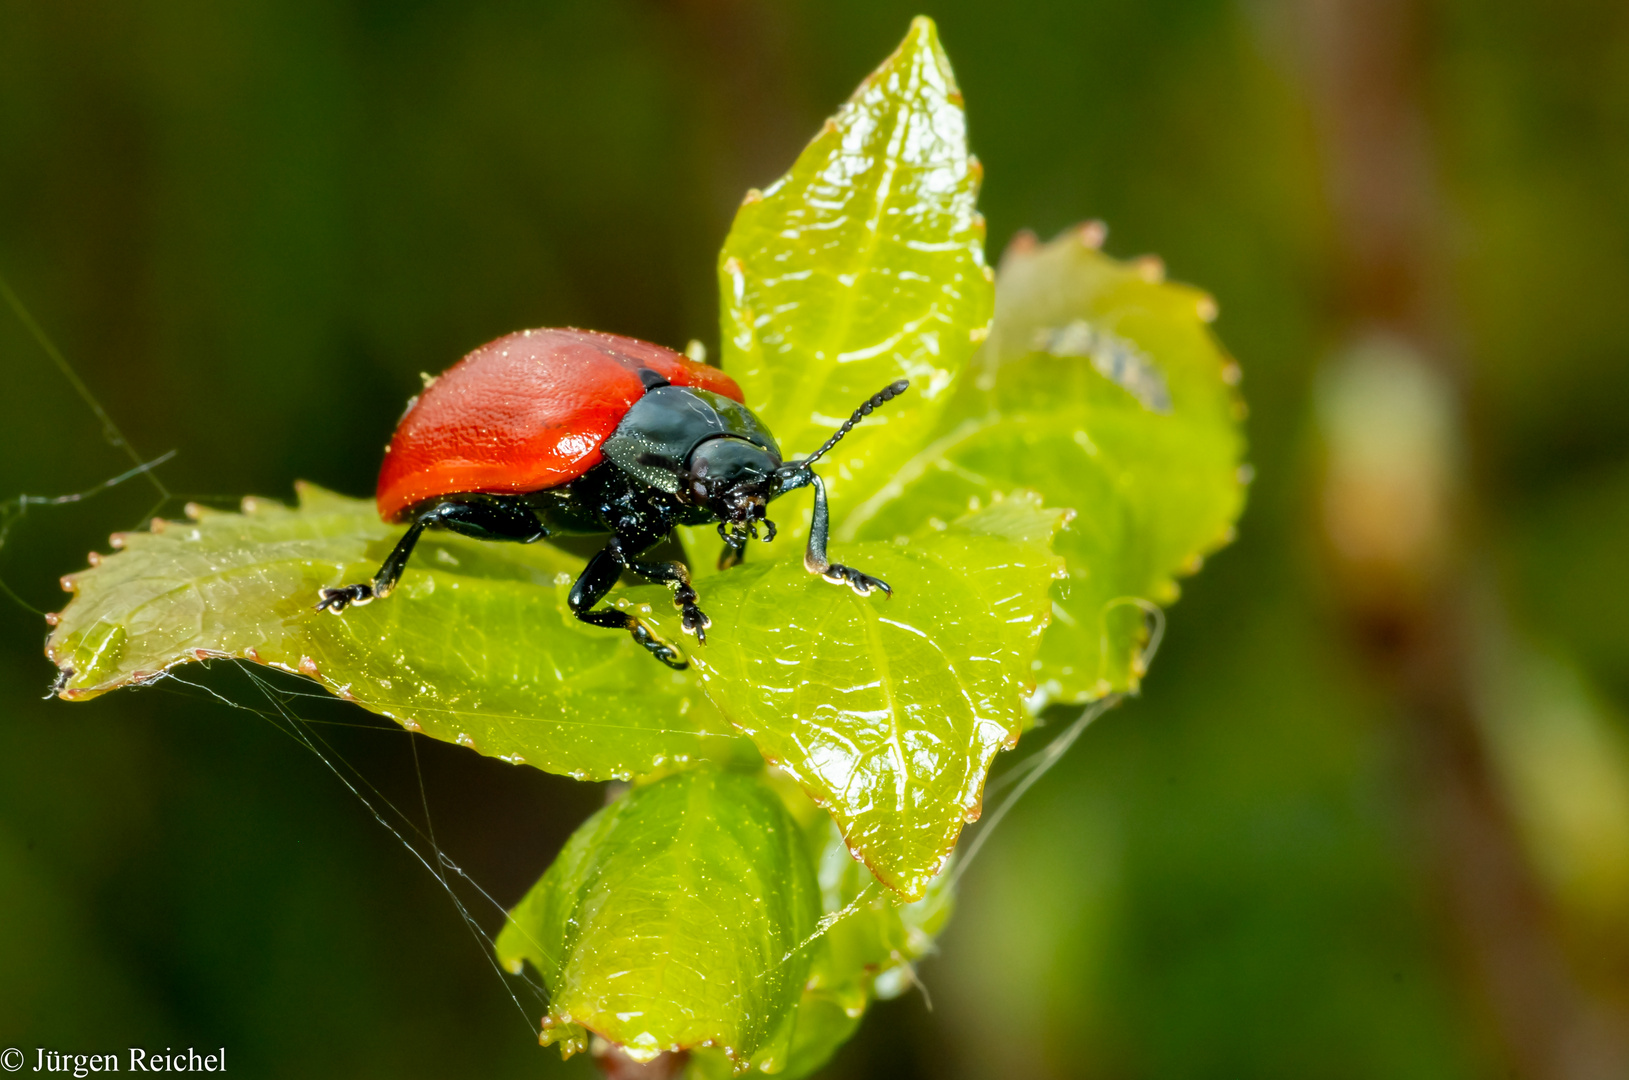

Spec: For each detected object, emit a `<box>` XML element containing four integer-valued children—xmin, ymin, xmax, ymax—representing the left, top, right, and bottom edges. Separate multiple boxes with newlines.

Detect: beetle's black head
<box><xmin>684</xmin><ymin>436</ymin><xmax>784</xmax><ymax>544</ymax></box>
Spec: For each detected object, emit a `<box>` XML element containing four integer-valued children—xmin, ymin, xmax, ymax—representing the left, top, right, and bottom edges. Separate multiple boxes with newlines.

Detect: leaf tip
<box><xmin>902</xmin><ymin>14</ymin><xmax>944</xmax><ymax>58</ymax></box>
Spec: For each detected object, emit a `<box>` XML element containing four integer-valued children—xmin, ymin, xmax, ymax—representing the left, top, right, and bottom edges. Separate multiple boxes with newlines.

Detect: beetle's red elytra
<box><xmin>376</xmin><ymin>329</ymin><xmax>743</xmax><ymax>521</ymax></box>
<box><xmin>318</xmin><ymin>326</ymin><xmax>909</xmax><ymax>669</ymax></box>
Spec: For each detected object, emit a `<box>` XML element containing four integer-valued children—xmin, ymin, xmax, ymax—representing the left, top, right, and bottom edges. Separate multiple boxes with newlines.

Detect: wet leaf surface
<box><xmin>840</xmin><ymin>228</ymin><xmax>1248</xmax><ymax>705</ymax></box>
<box><xmin>47</xmin><ymin>484</ymin><xmax>749</xmax><ymax>780</ymax></box>
<box><xmin>496</xmin><ymin>768</ymin><xmax>819</xmax><ymax>1066</ymax></box>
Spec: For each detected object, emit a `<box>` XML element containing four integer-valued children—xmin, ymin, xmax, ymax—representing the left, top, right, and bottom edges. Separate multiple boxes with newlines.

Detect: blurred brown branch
<box><xmin>1297</xmin><ymin>0</ymin><xmax>1629</xmax><ymax>1076</ymax></box>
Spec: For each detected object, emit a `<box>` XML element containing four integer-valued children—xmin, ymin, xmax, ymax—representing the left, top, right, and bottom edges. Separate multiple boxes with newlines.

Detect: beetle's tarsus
<box><xmin>680</xmin><ymin>602</ymin><xmax>711</xmax><ymax>642</ymax></box>
<box><xmin>821</xmin><ymin>564</ymin><xmax>891</xmax><ymax>597</ymax></box>
<box><xmin>673</xmin><ymin>578</ymin><xmax>710</xmax><ymax>642</ymax></box>
<box><xmin>316</xmin><ymin>583</ymin><xmax>375</xmax><ymax>613</ymax></box>
<box><xmin>629</xmin><ymin>617</ymin><xmax>687</xmax><ymax>669</ymax></box>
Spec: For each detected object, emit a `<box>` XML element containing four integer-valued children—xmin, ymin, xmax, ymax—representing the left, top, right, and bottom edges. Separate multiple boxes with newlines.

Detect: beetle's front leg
<box><xmin>569</xmin><ymin>543</ymin><xmax>686</xmax><ymax>669</ymax></box>
<box><xmin>803</xmin><ymin>472</ymin><xmax>891</xmax><ymax>597</ymax></box>
<box><xmin>717</xmin><ymin>523</ymin><xmax>748</xmax><ymax>571</ymax></box>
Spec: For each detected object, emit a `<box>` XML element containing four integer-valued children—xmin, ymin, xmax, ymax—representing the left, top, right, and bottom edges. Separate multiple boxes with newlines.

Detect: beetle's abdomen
<box><xmin>375</xmin><ymin>328</ymin><xmax>742</xmax><ymax>521</ymax></box>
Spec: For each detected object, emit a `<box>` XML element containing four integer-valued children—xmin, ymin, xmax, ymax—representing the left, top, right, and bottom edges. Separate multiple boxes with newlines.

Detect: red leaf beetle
<box><xmin>316</xmin><ymin>328</ymin><xmax>907</xmax><ymax>668</ymax></box>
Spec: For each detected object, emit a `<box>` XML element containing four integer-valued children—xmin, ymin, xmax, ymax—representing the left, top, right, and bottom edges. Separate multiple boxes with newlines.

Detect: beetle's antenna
<box><xmin>785</xmin><ymin>379</ymin><xmax>909</xmax><ymax>474</ymax></box>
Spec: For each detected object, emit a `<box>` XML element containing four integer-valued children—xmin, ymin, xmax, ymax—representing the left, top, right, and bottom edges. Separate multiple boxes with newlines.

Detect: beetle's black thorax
<box><xmin>600</xmin><ymin>384</ymin><xmax>781</xmax><ymax>495</ymax></box>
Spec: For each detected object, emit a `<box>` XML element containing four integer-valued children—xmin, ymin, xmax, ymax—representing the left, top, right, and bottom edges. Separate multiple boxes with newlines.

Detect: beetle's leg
<box><xmin>316</xmin><ymin>497</ymin><xmax>546</xmax><ymax>614</ymax></box>
<box><xmin>570</xmin><ymin>543</ymin><xmax>686</xmax><ymax>669</ymax></box>
<box><xmin>630</xmin><ymin>558</ymin><xmax>710</xmax><ymax>642</ymax></box>
<box><xmin>315</xmin><ymin>515</ymin><xmax>430</xmax><ymax>613</ymax></box>
<box><xmin>717</xmin><ymin>528</ymin><xmax>748</xmax><ymax>571</ymax></box>
<box><xmin>803</xmin><ymin>472</ymin><xmax>891</xmax><ymax>597</ymax></box>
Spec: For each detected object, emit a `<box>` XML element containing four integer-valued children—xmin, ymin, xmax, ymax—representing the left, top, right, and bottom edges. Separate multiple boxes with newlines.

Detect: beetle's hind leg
<box><xmin>570</xmin><ymin>545</ymin><xmax>687</xmax><ymax>669</ymax></box>
<box><xmin>316</xmin><ymin>496</ymin><xmax>546</xmax><ymax>614</ymax></box>
<box><xmin>315</xmin><ymin>517</ymin><xmax>427</xmax><ymax>613</ymax></box>
<box><xmin>630</xmin><ymin>558</ymin><xmax>710</xmax><ymax>643</ymax></box>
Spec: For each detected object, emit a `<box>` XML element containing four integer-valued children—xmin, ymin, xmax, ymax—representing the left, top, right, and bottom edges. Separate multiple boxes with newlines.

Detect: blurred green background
<box><xmin>3</xmin><ymin>1</ymin><xmax>1627</xmax><ymax>1077</ymax></box>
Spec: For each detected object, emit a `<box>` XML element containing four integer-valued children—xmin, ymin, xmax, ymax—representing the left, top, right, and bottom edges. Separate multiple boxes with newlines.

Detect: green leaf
<box><xmin>47</xmin><ymin>484</ymin><xmax>752</xmax><ymax>780</ymax></box>
<box><xmin>687</xmin><ymin>497</ymin><xmax>1066</xmax><ymax>900</ymax></box>
<box><xmin>839</xmin><ymin>227</ymin><xmax>1248</xmax><ymax>705</ymax></box>
<box><xmin>496</xmin><ymin>768</ymin><xmax>820</xmax><ymax>1066</ymax></box>
<box><xmin>685</xmin><ymin>783</ymin><xmax>954</xmax><ymax>1080</ymax></box>
<box><xmin>687</xmin><ymin>994</ymin><xmax>858</xmax><ymax>1080</ymax></box>
<box><xmin>717</xmin><ymin>15</ymin><xmax>992</xmax><ymax>536</ymax></box>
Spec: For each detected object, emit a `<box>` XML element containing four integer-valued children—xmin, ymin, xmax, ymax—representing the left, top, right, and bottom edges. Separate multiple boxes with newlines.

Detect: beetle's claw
<box><xmin>316</xmin><ymin>583</ymin><xmax>375</xmax><ymax>613</ymax></box>
<box><xmin>822</xmin><ymin>564</ymin><xmax>891</xmax><ymax>598</ymax></box>
<box><xmin>680</xmin><ymin>603</ymin><xmax>711</xmax><ymax>643</ymax></box>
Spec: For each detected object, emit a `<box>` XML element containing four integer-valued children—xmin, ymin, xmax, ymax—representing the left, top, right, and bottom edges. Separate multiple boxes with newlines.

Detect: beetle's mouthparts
<box><xmin>718</xmin><ymin>497</ymin><xmax>774</xmax><ymax>546</ymax></box>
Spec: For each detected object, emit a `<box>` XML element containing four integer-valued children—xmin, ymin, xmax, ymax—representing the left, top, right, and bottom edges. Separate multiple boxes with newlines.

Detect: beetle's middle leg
<box><xmin>569</xmin><ymin>543</ymin><xmax>686</xmax><ymax>669</ymax></box>
<box><xmin>629</xmin><ymin>557</ymin><xmax>710</xmax><ymax>642</ymax></box>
